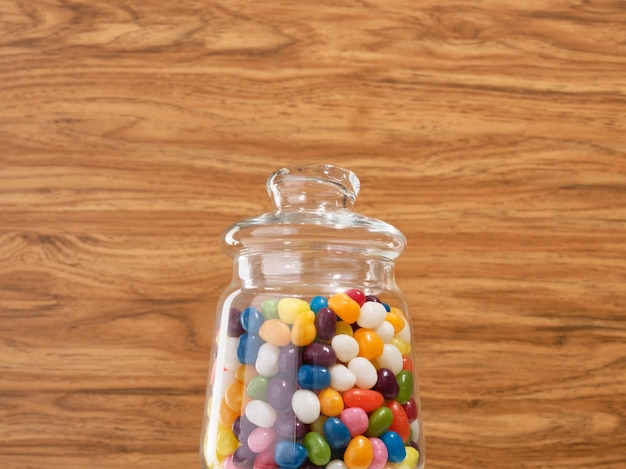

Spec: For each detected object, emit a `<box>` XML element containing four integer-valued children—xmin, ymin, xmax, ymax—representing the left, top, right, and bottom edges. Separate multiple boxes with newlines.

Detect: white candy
<box><xmin>219</xmin><ymin>370</ymin><xmax>236</xmax><ymax>395</ymax></box>
<box><xmin>410</xmin><ymin>420</ymin><xmax>421</xmax><ymax>442</ymax></box>
<box><xmin>329</xmin><ymin>364</ymin><xmax>357</xmax><ymax>391</ymax></box>
<box><xmin>224</xmin><ymin>337</ymin><xmax>240</xmax><ymax>371</ymax></box>
<box><xmin>255</xmin><ymin>343</ymin><xmax>280</xmax><ymax>377</ymax></box>
<box><xmin>357</xmin><ymin>301</ymin><xmax>387</xmax><ymax>329</ymax></box>
<box><xmin>292</xmin><ymin>389</ymin><xmax>320</xmax><ymax>424</ymax></box>
<box><xmin>348</xmin><ymin>357</ymin><xmax>378</xmax><ymax>389</ymax></box>
<box><xmin>327</xmin><ymin>460</ymin><xmax>348</xmax><ymax>469</ymax></box>
<box><xmin>331</xmin><ymin>334</ymin><xmax>359</xmax><ymax>363</ymax></box>
<box><xmin>375</xmin><ymin>321</ymin><xmax>395</xmax><ymax>343</ymax></box>
<box><xmin>245</xmin><ymin>400</ymin><xmax>277</xmax><ymax>428</ymax></box>
<box><xmin>397</xmin><ymin>317</ymin><xmax>412</xmax><ymax>343</ymax></box>
<box><xmin>377</xmin><ymin>343</ymin><xmax>404</xmax><ymax>374</ymax></box>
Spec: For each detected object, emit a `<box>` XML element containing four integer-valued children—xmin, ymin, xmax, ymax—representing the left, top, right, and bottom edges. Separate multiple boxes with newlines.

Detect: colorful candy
<box><xmin>365</xmin><ymin>406</ymin><xmax>393</xmax><ymax>437</ymax></box>
<box><xmin>340</xmin><ymin>407</ymin><xmax>369</xmax><ymax>437</ymax></box>
<box><xmin>291</xmin><ymin>389</ymin><xmax>321</xmax><ymax>424</ymax></box>
<box><xmin>344</xmin><ymin>435</ymin><xmax>373</xmax><ymax>469</ymax></box>
<box><xmin>331</xmin><ymin>334</ymin><xmax>360</xmax><ymax>363</ymax></box>
<box><xmin>318</xmin><ymin>387</ymin><xmax>344</xmax><ymax>417</ymax></box>
<box><xmin>323</xmin><ymin>417</ymin><xmax>352</xmax><ymax>449</ymax></box>
<box><xmin>244</xmin><ymin>400</ymin><xmax>277</xmax><ymax>428</ymax></box>
<box><xmin>303</xmin><ymin>431</ymin><xmax>332</xmax><ymax>466</ymax></box>
<box><xmin>342</xmin><ymin>389</ymin><xmax>384</xmax><ymax>412</ymax></box>
<box><xmin>328</xmin><ymin>292</ymin><xmax>360</xmax><ymax>324</ymax></box>
<box><xmin>348</xmin><ymin>357</ymin><xmax>378</xmax><ymax>389</ymax></box>
<box><xmin>297</xmin><ymin>364</ymin><xmax>331</xmax><ymax>390</ymax></box>
<box><xmin>274</xmin><ymin>441</ymin><xmax>308</xmax><ymax>468</ymax></box>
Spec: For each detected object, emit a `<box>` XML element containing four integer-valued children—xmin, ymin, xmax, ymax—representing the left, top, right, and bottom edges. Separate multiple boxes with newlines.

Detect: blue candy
<box><xmin>274</xmin><ymin>441</ymin><xmax>308</xmax><ymax>468</ymax></box>
<box><xmin>237</xmin><ymin>333</ymin><xmax>264</xmax><ymax>365</ymax></box>
<box><xmin>323</xmin><ymin>417</ymin><xmax>351</xmax><ymax>449</ymax></box>
<box><xmin>380</xmin><ymin>430</ymin><xmax>406</xmax><ymax>463</ymax></box>
<box><xmin>382</xmin><ymin>302</ymin><xmax>391</xmax><ymax>312</ymax></box>
<box><xmin>297</xmin><ymin>364</ymin><xmax>331</xmax><ymax>390</ymax></box>
<box><xmin>240</xmin><ymin>306</ymin><xmax>264</xmax><ymax>334</ymax></box>
<box><xmin>309</xmin><ymin>295</ymin><xmax>328</xmax><ymax>314</ymax></box>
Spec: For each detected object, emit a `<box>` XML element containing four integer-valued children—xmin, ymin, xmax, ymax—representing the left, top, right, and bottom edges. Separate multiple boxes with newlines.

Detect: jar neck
<box><xmin>234</xmin><ymin>251</ymin><xmax>397</xmax><ymax>294</ymax></box>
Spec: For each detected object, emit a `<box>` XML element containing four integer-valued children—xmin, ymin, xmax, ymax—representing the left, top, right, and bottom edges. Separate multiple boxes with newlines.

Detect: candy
<box><xmin>225</xmin><ymin>380</ymin><xmax>244</xmax><ymax>413</ymax></box>
<box><xmin>379</xmin><ymin>431</ymin><xmax>406</xmax><ymax>463</ymax></box>
<box><xmin>303</xmin><ymin>431</ymin><xmax>332</xmax><ymax>466</ymax></box>
<box><xmin>329</xmin><ymin>364</ymin><xmax>357</xmax><ymax>392</ymax></box>
<box><xmin>385</xmin><ymin>311</ymin><xmax>404</xmax><ymax>334</ymax></box>
<box><xmin>365</xmin><ymin>406</ymin><xmax>393</xmax><ymax>437</ymax></box>
<box><xmin>278</xmin><ymin>343</ymin><xmax>302</xmax><ymax>376</ymax></box>
<box><xmin>395</xmin><ymin>370</ymin><xmax>414</xmax><ymax>405</ymax></box>
<box><xmin>331</xmin><ymin>335</ymin><xmax>359</xmax><ymax>363</ymax></box>
<box><xmin>377</xmin><ymin>344</ymin><xmax>403</xmax><ymax>375</ymax></box>
<box><xmin>274</xmin><ymin>411</ymin><xmax>308</xmax><ymax>440</ymax></box>
<box><xmin>261</xmin><ymin>299</ymin><xmax>280</xmax><ymax>320</ymax></box>
<box><xmin>327</xmin><ymin>460</ymin><xmax>348</xmax><ymax>469</ymax></box>
<box><xmin>374</xmin><ymin>321</ymin><xmax>395</xmax><ymax>343</ymax></box>
<box><xmin>410</xmin><ymin>420</ymin><xmax>420</xmax><ymax>442</ymax></box>
<box><xmin>396</xmin><ymin>317</ymin><xmax>411</xmax><ymax>344</ymax></box>
<box><xmin>345</xmin><ymin>288</ymin><xmax>366</xmax><ymax>306</ymax></box>
<box><xmin>344</xmin><ymin>436</ymin><xmax>373</xmax><ymax>469</ymax></box>
<box><xmin>274</xmin><ymin>441</ymin><xmax>308</xmax><ymax>469</ymax></box>
<box><xmin>217</xmin><ymin>424</ymin><xmax>239</xmax><ymax>457</ymax></box>
<box><xmin>297</xmin><ymin>364</ymin><xmax>331</xmax><ymax>390</ymax></box>
<box><xmin>291</xmin><ymin>309</ymin><xmax>317</xmax><ymax>346</ymax></box>
<box><xmin>241</xmin><ymin>306</ymin><xmax>265</xmax><ymax>334</ymax></box>
<box><xmin>387</xmin><ymin>400</ymin><xmax>411</xmax><ymax>442</ymax></box>
<box><xmin>259</xmin><ymin>319</ymin><xmax>291</xmax><ymax>347</ymax></box>
<box><xmin>357</xmin><ymin>301</ymin><xmax>387</xmax><ymax>329</ymax></box>
<box><xmin>390</xmin><ymin>337</ymin><xmax>410</xmax><ymax>356</ymax></box>
<box><xmin>247</xmin><ymin>375</ymin><xmax>269</xmax><ymax>401</ymax></box>
<box><xmin>267</xmin><ymin>376</ymin><xmax>295</xmax><ymax>412</ymax></box>
<box><xmin>254</xmin><ymin>447</ymin><xmax>278</xmax><ymax>469</ymax></box>
<box><xmin>375</xmin><ymin>368</ymin><xmax>400</xmax><ymax>399</ymax></box>
<box><xmin>220</xmin><ymin>398</ymin><xmax>240</xmax><ymax>427</ymax></box>
<box><xmin>228</xmin><ymin>307</ymin><xmax>245</xmax><ymax>337</ymax></box>
<box><xmin>342</xmin><ymin>389</ymin><xmax>384</xmax><ymax>413</ymax></box>
<box><xmin>368</xmin><ymin>437</ymin><xmax>388</xmax><ymax>469</ymax></box>
<box><xmin>248</xmin><ymin>427</ymin><xmax>276</xmax><ymax>453</ymax></box>
<box><xmin>318</xmin><ymin>387</ymin><xmax>344</xmax><ymax>417</ymax></box>
<box><xmin>237</xmin><ymin>333</ymin><xmax>264</xmax><ymax>365</ymax></box>
<box><xmin>233</xmin><ymin>444</ymin><xmax>257</xmax><ymax>467</ymax></box>
<box><xmin>292</xmin><ymin>389</ymin><xmax>321</xmax><ymax>424</ymax></box>
<box><xmin>353</xmin><ymin>328</ymin><xmax>384</xmax><ymax>360</ymax></box>
<box><xmin>310</xmin><ymin>295</ymin><xmax>328</xmax><ymax>313</ymax></box>
<box><xmin>403</xmin><ymin>398</ymin><xmax>418</xmax><ymax>422</ymax></box>
<box><xmin>225</xmin><ymin>337</ymin><xmax>242</xmax><ymax>371</ymax></box>
<box><xmin>245</xmin><ymin>400</ymin><xmax>277</xmax><ymax>428</ymax></box>
<box><xmin>311</xmin><ymin>415</ymin><xmax>328</xmax><ymax>434</ymax></box>
<box><xmin>278</xmin><ymin>297</ymin><xmax>310</xmax><ymax>324</ymax></box>
<box><xmin>314</xmin><ymin>307</ymin><xmax>337</xmax><ymax>339</ymax></box>
<box><xmin>323</xmin><ymin>417</ymin><xmax>352</xmax><ymax>449</ymax></box>
<box><xmin>336</xmin><ymin>320</ymin><xmax>354</xmax><ymax>336</ymax></box>
<box><xmin>340</xmin><ymin>407</ymin><xmax>369</xmax><ymax>437</ymax></box>
<box><xmin>233</xmin><ymin>415</ymin><xmax>257</xmax><ymax>442</ymax></box>
<box><xmin>328</xmin><ymin>292</ymin><xmax>361</xmax><ymax>324</ymax></box>
<box><xmin>348</xmin><ymin>357</ymin><xmax>378</xmax><ymax>389</ymax></box>
<box><xmin>397</xmin><ymin>446</ymin><xmax>420</xmax><ymax>469</ymax></box>
<box><xmin>255</xmin><ymin>343</ymin><xmax>280</xmax><ymax>377</ymax></box>
<box><xmin>304</xmin><ymin>342</ymin><xmax>337</xmax><ymax>367</ymax></box>
<box><xmin>402</xmin><ymin>355</ymin><xmax>413</xmax><ymax>372</ymax></box>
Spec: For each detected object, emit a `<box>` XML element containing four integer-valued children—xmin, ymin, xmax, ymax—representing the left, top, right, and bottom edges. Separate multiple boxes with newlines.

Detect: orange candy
<box><xmin>344</xmin><ymin>435</ymin><xmax>373</xmax><ymax>469</ymax></box>
<box><xmin>353</xmin><ymin>328</ymin><xmax>384</xmax><ymax>360</ymax></box>
<box><xmin>291</xmin><ymin>310</ymin><xmax>317</xmax><ymax>346</ymax></box>
<box><xmin>385</xmin><ymin>311</ymin><xmax>405</xmax><ymax>334</ymax></box>
<box><xmin>342</xmin><ymin>389</ymin><xmax>384</xmax><ymax>413</ymax></box>
<box><xmin>219</xmin><ymin>398</ymin><xmax>239</xmax><ymax>427</ymax></box>
<box><xmin>328</xmin><ymin>292</ymin><xmax>361</xmax><ymax>324</ymax></box>
<box><xmin>318</xmin><ymin>387</ymin><xmax>344</xmax><ymax>417</ymax></box>
<box><xmin>224</xmin><ymin>380</ymin><xmax>244</xmax><ymax>413</ymax></box>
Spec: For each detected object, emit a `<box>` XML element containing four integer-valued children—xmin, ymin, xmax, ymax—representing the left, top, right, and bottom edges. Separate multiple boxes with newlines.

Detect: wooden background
<box><xmin>1</xmin><ymin>0</ymin><xmax>625</xmax><ymax>467</ymax></box>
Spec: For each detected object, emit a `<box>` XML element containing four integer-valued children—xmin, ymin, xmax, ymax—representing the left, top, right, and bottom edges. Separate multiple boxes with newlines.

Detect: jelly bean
<box><xmin>395</xmin><ymin>370</ymin><xmax>414</xmax><ymax>405</ymax></box>
<box><xmin>374</xmin><ymin>321</ymin><xmax>394</xmax><ymax>344</ymax></box>
<box><xmin>256</xmin><ymin>343</ymin><xmax>280</xmax><ymax>377</ymax></box>
<box><xmin>274</xmin><ymin>411</ymin><xmax>308</xmax><ymax>440</ymax></box>
<box><xmin>268</xmin><ymin>376</ymin><xmax>296</xmax><ymax>412</ymax></box>
<box><xmin>297</xmin><ymin>364</ymin><xmax>331</xmax><ymax>390</ymax></box>
<box><xmin>396</xmin><ymin>318</ymin><xmax>411</xmax><ymax>344</ymax></box>
<box><xmin>353</xmin><ymin>328</ymin><xmax>384</xmax><ymax>360</ymax></box>
<box><xmin>303</xmin><ymin>431</ymin><xmax>332</xmax><ymax>466</ymax></box>
<box><xmin>336</xmin><ymin>320</ymin><xmax>354</xmax><ymax>336</ymax></box>
<box><xmin>291</xmin><ymin>310</ymin><xmax>317</xmax><ymax>346</ymax></box>
<box><xmin>224</xmin><ymin>455</ymin><xmax>236</xmax><ymax>469</ymax></box>
<box><xmin>368</xmin><ymin>437</ymin><xmax>388</xmax><ymax>469</ymax></box>
<box><xmin>375</xmin><ymin>368</ymin><xmax>400</xmax><ymax>399</ymax></box>
<box><xmin>377</xmin><ymin>344</ymin><xmax>403</xmax><ymax>375</ymax></box>
<box><xmin>220</xmin><ymin>398</ymin><xmax>240</xmax><ymax>427</ymax></box>
<box><xmin>403</xmin><ymin>398</ymin><xmax>418</xmax><ymax>422</ymax></box>
<box><xmin>274</xmin><ymin>441</ymin><xmax>308</xmax><ymax>469</ymax></box>
<box><xmin>340</xmin><ymin>407</ymin><xmax>369</xmax><ymax>437</ymax></box>
<box><xmin>365</xmin><ymin>406</ymin><xmax>393</xmax><ymax>437</ymax></box>
<box><xmin>329</xmin><ymin>364</ymin><xmax>357</xmax><ymax>392</ymax></box>
<box><xmin>327</xmin><ymin>460</ymin><xmax>348</xmax><ymax>469</ymax></box>
<box><xmin>357</xmin><ymin>301</ymin><xmax>387</xmax><ymax>329</ymax></box>
<box><xmin>233</xmin><ymin>414</ymin><xmax>258</xmax><ymax>442</ymax></box>
<box><xmin>304</xmin><ymin>342</ymin><xmax>337</xmax><ymax>367</ymax></box>
<box><xmin>385</xmin><ymin>311</ymin><xmax>405</xmax><ymax>334</ymax></box>
<box><xmin>261</xmin><ymin>299</ymin><xmax>280</xmax><ymax>320</ymax></box>
<box><xmin>328</xmin><ymin>292</ymin><xmax>360</xmax><ymax>324</ymax></box>
<box><xmin>278</xmin><ymin>297</ymin><xmax>310</xmax><ymax>324</ymax></box>
<box><xmin>254</xmin><ymin>447</ymin><xmax>278</xmax><ymax>469</ymax></box>
<box><xmin>344</xmin><ymin>436</ymin><xmax>373</xmax><ymax>469</ymax></box>
<box><xmin>348</xmin><ymin>357</ymin><xmax>378</xmax><ymax>389</ymax></box>
<box><xmin>311</xmin><ymin>415</ymin><xmax>328</xmax><ymax>434</ymax></box>
<box><xmin>345</xmin><ymin>288</ymin><xmax>366</xmax><ymax>306</ymax></box>
<box><xmin>292</xmin><ymin>389</ymin><xmax>321</xmax><ymax>424</ymax></box>
<box><xmin>228</xmin><ymin>307</ymin><xmax>245</xmax><ymax>337</ymax></box>
<box><xmin>225</xmin><ymin>380</ymin><xmax>244</xmax><ymax>413</ymax></box>
<box><xmin>331</xmin><ymin>334</ymin><xmax>359</xmax><ymax>363</ymax></box>
<box><xmin>387</xmin><ymin>400</ymin><xmax>410</xmax><ymax>442</ymax></box>
<box><xmin>390</xmin><ymin>337</ymin><xmax>410</xmax><ymax>356</ymax></box>
<box><xmin>259</xmin><ymin>319</ymin><xmax>291</xmax><ymax>347</ymax></box>
<box><xmin>342</xmin><ymin>389</ymin><xmax>384</xmax><ymax>413</ymax></box>
<box><xmin>379</xmin><ymin>431</ymin><xmax>406</xmax><ymax>463</ymax></box>
<box><xmin>245</xmin><ymin>400</ymin><xmax>277</xmax><ymax>428</ymax></box>
<box><xmin>235</xmin><ymin>364</ymin><xmax>250</xmax><ymax>382</ymax></box>
<box><xmin>248</xmin><ymin>426</ymin><xmax>277</xmax><ymax>453</ymax></box>
<box><xmin>241</xmin><ymin>306</ymin><xmax>265</xmax><ymax>334</ymax></box>
<box><xmin>278</xmin><ymin>343</ymin><xmax>303</xmax><ymax>376</ymax></box>
<box><xmin>217</xmin><ymin>424</ymin><xmax>239</xmax><ymax>457</ymax></box>
<box><xmin>410</xmin><ymin>420</ymin><xmax>420</xmax><ymax>441</ymax></box>
<box><xmin>247</xmin><ymin>375</ymin><xmax>270</xmax><ymax>401</ymax></box>
<box><xmin>323</xmin><ymin>417</ymin><xmax>352</xmax><ymax>449</ymax></box>
<box><xmin>365</xmin><ymin>295</ymin><xmax>381</xmax><ymax>303</ymax></box>
<box><xmin>402</xmin><ymin>355</ymin><xmax>413</xmax><ymax>372</ymax></box>
<box><xmin>397</xmin><ymin>446</ymin><xmax>419</xmax><ymax>469</ymax></box>
<box><xmin>237</xmin><ymin>333</ymin><xmax>264</xmax><ymax>365</ymax></box>
<box><xmin>319</xmin><ymin>387</ymin><xmax>344</xmax><ymax>417</ymax></box>
<box><xmin>314</xmin><ymin>307</ymin><xmax>337</xmax><ymax>340</ymax></box>
<box><xmin>233</xmin><ymin>444</ymin><xmax>257</xmax><ymax>468</ymax></box>
<box><xmin>382</xmin><ymin>303</ymin><xmax>391</xmax><ymax>312</ymax></box>
<box><xmin>225</xmin><ymin>337</ymin><xmax>241</xmax><ymax>371</ymax></box>
<box><xmin>310</xmin><ymin>295</ymin><xmax>328</xmax><ymax>313</ymax></box>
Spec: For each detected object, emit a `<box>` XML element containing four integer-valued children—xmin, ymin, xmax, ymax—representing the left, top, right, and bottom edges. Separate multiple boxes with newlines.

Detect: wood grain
<box><xmin>1</xmin><ymin>0</ymin><xmax>625</xmax><ymax>467</ymax></box>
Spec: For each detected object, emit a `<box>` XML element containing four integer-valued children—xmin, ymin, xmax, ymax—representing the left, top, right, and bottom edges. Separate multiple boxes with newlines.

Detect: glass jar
<box><xmin>201</xmin><ymin>163</ymin><xmax>425</xmax><ymax>469</ymax></box>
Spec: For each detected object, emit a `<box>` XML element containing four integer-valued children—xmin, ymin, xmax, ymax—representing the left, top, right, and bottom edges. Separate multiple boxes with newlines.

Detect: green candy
<box><xmin>366</xmin><ymin>406</ymin><xmax>393</xmax><ymax>437</ymax></box>
<box><xmin>302</xmin><ymin>431</ymin><xmax>331</xmax><ymax>466</ymax></box>
<box><xmin>261</xmin><ymin>299</ymin><xmax>280</xmax><ymax>320</ymax></box>
<box><xmin>396</xmin><ymin>370</ymin><xmax>414</xmax><ymax>405</ymax></box>
<box><xmin>246</xmin><ymin>375</ymin><xmax>269</xmax><ymax>400</ymax></box>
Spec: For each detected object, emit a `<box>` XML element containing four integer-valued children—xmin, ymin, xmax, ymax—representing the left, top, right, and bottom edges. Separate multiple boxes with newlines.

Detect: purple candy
<box><xmin>365</xmin><ymin>295</ymin><xmax>382</xmax><ymax>303</ymax></box>
<box><xmin>374</xmin><ymin>368</ymin><xmax>400</xmax><ymax>399</ymax></box>
<box><xmin>228</xmin><ymin>307</ymin><xmax>245</xmax><ymax>337</ymax></box>
<box><xmin>303</xmin><ymin>343</ymin><xmax>337</xmax><ymax>367</ymax></box>
<box><xmin>314</xmin><ymin>307</ymin><xmax>337</xmax><ymax>340</ymax></box>
<box><xmin>268</xmin><ymin>376</ymin><xmax>295</xmax><ymax>412</ymax></box>
<box><xmin>278</xmin><ymin>343</ymin><xmax>303</xmax><ymax>376</ymax></box>
<box><xmin>232</xmin><ymin>444</ymin><xmax>256</xmax><ymax>467</ymax></box>
<box><xmin>274</xmin><ymin>412</ymin><xmax>309</xmax><ymax>440</ymax></box>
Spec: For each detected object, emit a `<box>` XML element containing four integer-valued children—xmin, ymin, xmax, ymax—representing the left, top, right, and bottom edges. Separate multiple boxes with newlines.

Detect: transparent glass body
<box><xmin>201</xmin><ymin>164</ymin><xmax>425</xmax><ymax>469</ymax></box>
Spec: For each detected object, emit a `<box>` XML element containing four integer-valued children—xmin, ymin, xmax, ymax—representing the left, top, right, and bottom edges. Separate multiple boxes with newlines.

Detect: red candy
<box><xmin>403</xmin><ymin>398</ymin><xmax>418</xmax><ymax>422</ymax></box>
<box><xmin>342</xmin><ymin>389</ymin><xmax>385</xmax><ymax>412</ymax></box>
<box><xmin>387</xmin><ymin>400</ymin><xmax>411</xmax><ymax>442</ymax></box>
<box><xmin>345</xmin><ymin>288</ymin><xmax>367</xmax><ymax>306</ymax></box>
<box><xmin>402</xmin><ymin>355</ymin><xmax>413</xmax><ymax>371</ymax></box>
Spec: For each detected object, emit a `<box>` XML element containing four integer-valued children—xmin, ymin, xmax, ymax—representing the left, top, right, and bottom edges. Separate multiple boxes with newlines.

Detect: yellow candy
<box><xmin>344</xmin><ymin>435</ymin><xmax>373</xmax><ymax>469</ymax></box>
<box><xmin>396</xmin><ymin>446</ymin><xmax>419</xmax><ymax>469</ymax></box>
<box><xmin>216</xmin><ymin>423</ymin><xmax>239</xmax><ymax>457</ymax></box>
<box><xmin>278</xmin><ymin>297</ymin><xmax>310</xmax><ymax>324</ymax></box>
<box><xmin>391</xmin><ymin>337</ymin><xmax>410</xmax><ymax>355</ymax></box>
<box><xmin>291</xmin><ymin>310</ymin><xmax>316</xmax><ymax>346</ymax></box>
<box><xmin>353</xmin><ymin>328</ymin><xmax>384</xmax><ymax>360</ymax></box>
<box><xmin>318</xmin><ymin>387</ymin><xmax>344</xmax><ymax>417</ymax></box>
<box><xmin>386</xmin><ymin>311</ymin><xmax>405</xmax><ymax>334</ymax></box>
<box><xmin>328</xmin><ymin>292</ymin><xmax>361</xmax><ymax>324</ymax></box>
<box><xmin>224</xmin><ymin>380</ymin><xmax>244</xmax><ymax>413</ymax></box>
<box><xmin>310</xmin><ymin>415</ymin><xmax>328</xmax><ymax>434</ymax></box>
<box><xmin>336</xmin><ymin>320</ymin><xmax>354</xmax><ymax>336</ymax></box>
<box><xmin>259</xmin><ymin>318</ymin><xmax>292</xmax><ymax>346</ymax></box>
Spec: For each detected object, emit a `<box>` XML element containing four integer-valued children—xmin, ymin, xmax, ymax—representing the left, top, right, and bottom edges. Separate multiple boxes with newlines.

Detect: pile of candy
<box><xmin>206</xmin><ymin>289</ymin><xmax>421</xmax><ymax>469</ymax></box>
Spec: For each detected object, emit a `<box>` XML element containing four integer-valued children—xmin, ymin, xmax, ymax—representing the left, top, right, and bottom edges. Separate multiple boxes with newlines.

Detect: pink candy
<box><xmin>340</xmin><ymin>407</ymin><xmax>369</xmax><ymax>437</ymax></box>
<box><xmin>248</xmin><ymin>427</ymin><xmax>276</xmax><ymax>453</ymax></box>
<box><xmin>368</xmin><ymin>437</ymin><xmax>388</xmax><ymax>469</ymax></box>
